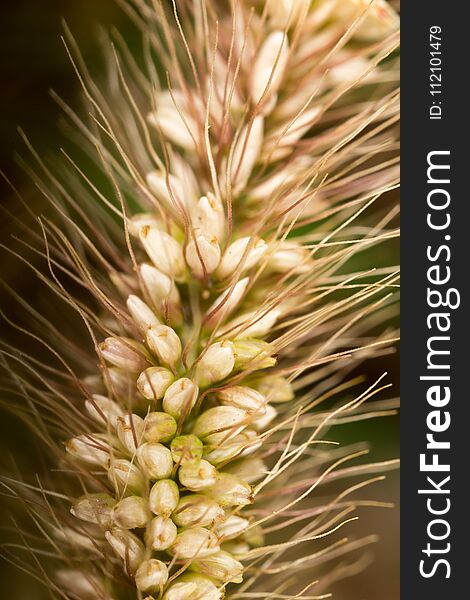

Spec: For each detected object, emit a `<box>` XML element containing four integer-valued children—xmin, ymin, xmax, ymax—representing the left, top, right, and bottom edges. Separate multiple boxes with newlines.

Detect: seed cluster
<box><xmin>68</xmin><ymin>207</ymin><xmax>298</xmax><ymax>598</ymax></box>
<box><xmin>59</xmin><ymin>0</ymin><xmax>400</xmax><ymax>597</ymax></box>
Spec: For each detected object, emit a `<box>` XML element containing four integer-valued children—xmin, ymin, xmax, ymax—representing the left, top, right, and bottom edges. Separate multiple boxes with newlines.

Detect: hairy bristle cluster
<box><xmin>1</xmin><ymin>1</ymin><xmax>399</xmax><ymax>599</ymax></box>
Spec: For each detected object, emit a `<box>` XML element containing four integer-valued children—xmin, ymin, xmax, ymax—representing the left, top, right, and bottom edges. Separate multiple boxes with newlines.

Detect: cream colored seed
<box><xmin>146</xmin><ymin>324</ymin><xmax>182</xmax><ymax>370</ymax></box>
<box><xmin>162</xmin><ymin>581</ymin><xmax>197</xmax><ymax>600</ymax></box>
<box><xmin>135</xmin><ymin>559</ymin><xmax>169</xmax><ymax>593</ymax></box>
<box><xmin>144</xmin><ymin>411</ymin><xmax>177</xmax><ymax>443</ymax></box>
<box><xmin>137</xmin><ymin>443</ymin><xmax>173</xmax><ymax>480</ymax></box>
<box><xmin>216</xmin><ymin>236</ymin><xmax>267</xmax><ymax>280</ymax></box>
<box><xmin>192</xmin><ymin>405</ymin><xmax>248</xmax><ymax>445</ymax></box>
<box><xmin>169</xmin><ymin>573</ymin><xmax>222</xmax><ymax>600</ymax></box>
<box><xmin>99</xmin><ymin>336</ymin><xmax>148</xmax><ymax>372</ymax></box>
<box><xmin>216</xmin><ymin>385</ymin><xmax>267</xmax><ymax>416</ymax></box>
<box><xmin>178</xmin><ymin>459</ymin><xmax>218</xmax><ymax>492</ymax></box>
<box><xmin>215</xmin><ymin>514</ymin><xmax>249</xmax><ymax>540</ymax></box>
<box><xmin>149</xmin><ymin>479</ymin><xmax>180</xmax><ymax>517</ymax></box>
<box><xmin>251</xmin><ymin>31</ymin><xmax>289</xmax><ymax>106</ymax></box>
<box><xmin>172</xmin><ymin>494</ymin><xmax>224</xmax><ymax>528</ymax></box>
<box><xmin>185</xmin><ymin>233</ymin><xmax>221</xmax><ymax>278</ymax></box>
<box><xmin>139</xmin><ymin>225</ymin><xmax>184</xmax><ymax>277</ymax></box>
<box><xmin>127</xmin><ymin>294</ymin><xmax>160</xmax><ymax>331</ymax></box>
<box><xmin>206</xmin><ymin>473</ymin><xmax>253</xmax><ymax>507</ymax></box>
<box><xmin>108</xmin><ymin>459</ymin><xmax>145</xmax><ymax>495</ymax></box>
<box><xmin>170</xmin><ymin>434</ymin><xmax>204</xmax><ymax>465</ymax></box>
<box><xmin>105</xmin><ymin>528</ymin><xmax>145</xmax><ymax>576</ymax></box>
<box><xmin>71</xmin><ymin>494</ymin><xmax>115</xmax><ymax>529</ymax></box>
<box><xmin>116</xmin><ymin>414</ymin><xmax>145</xmax><ymax>454</ymax></box>
<box><xmin>137</xmin><ymin>367</ymin><xmax>174</xmax><ymax>401</ymax></box>
<box><xmin>113</xmin><ymin>496</ymin><xmax>151</xmax><ymax>529</ymax></box>
<box><xmin>85</xmin><ymin>394</ymin><xmax>124</xmax><ymax>428</ymax></box>
<box><xmin>146</xmin><ymin>515</ymin><xmax>177</xmax><ymax>551</ymax></box>
<box><xmin>192</xmin><ymin>550</ymin><xmax>244</xmax><ymax>583</ymax></box>
<box><xmin>163</xmin><ymin>378</ymin><xmax>199</xmax><ymax>420</ymax></box>
<box><xmin>65</xmin><ymin>435</ymin><xmax>111</xmax><ymax>466</ymax></box>
<box><xmin>194</xmin><ymin>341</ymin><xmax>235</xmax><ymax>388</ymax></box>
<box><xmin>170</xmin><ymin>526</ymin><xmax>220</xmax><ymax>559</ymax></box>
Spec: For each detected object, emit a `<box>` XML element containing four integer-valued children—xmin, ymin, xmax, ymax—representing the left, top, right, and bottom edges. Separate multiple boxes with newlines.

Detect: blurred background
<box><xmin>0</xmin><ymin>2</ymin><xmax>399</xmax><ymax>598</ymax></box>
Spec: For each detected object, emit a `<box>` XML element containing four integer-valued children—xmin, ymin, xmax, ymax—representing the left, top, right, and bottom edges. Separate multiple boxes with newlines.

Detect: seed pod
<box><xmin>194</xmin><ymin>341</ymin><xmax>235</xmax><ymax>387</ymax></box>
<box><xmin>137</xmin><ymin>443</ymin><xmax>173</xmax><ymax>479</ymax></box>
<box><xmin>162</xmin><ymin>581</ymin><xmax>198</xmax><ymax>600</ymax></box>
<box><xmin>254</xmin><ymin>375</ymin><xmax>294</xmax><ymax>403</ymax></box>
<box><xmin>163</xmin><ymin>378</ymin><xmax>199</xmax><ymax>420</ymax></box>
<box><xmin>139</xmin><ymin>225</ymin><xmax>184</xmax><ymax>278</ymax></box>
<box><xmin>85</xmin><ymin>394</ymin><xmax>125</xmax><ymax>429</ymax></box>
<box><xmin>116</xmin><ymin>414</ymin><xmax>145</xmax><ymax>454</ymax></box>
<box><xmin>113</xmin><ymin>496</ymin><xmax>151</xmax><ymax>529</ymax></box>
<box><xmin>140</xmin><ymin>262</ymin><xmax>180</xmax><ymax>306</ymax></box>
<box><xmin>137</xmin><ymin>367</ymin><xmax>175</xmax><ymax>401</ymax></box>
<box><xmin>144</xmin><ymin>412</ymin><xmax>177</xmax><ymax>443</ymax></box>
<box><xmin>215</xmin><ymin>515</ymin><xmax>249</xmax><ymax>540</ymax></box>
<box><xmin>203</xmin><ymin>429</ymin><xmax>261</xmax><ymax>464</ymax></box>
<box><xmin>105</xmin><ymin>527</ymin><xmax>145</xmax><ymax>576</ymax></box>
<box><xmin>251</xmin><ymin>31</ymin><xmax>289</xmax><ymax>105</ymax></box>
<box><xmin>146</xmin><ymin>515</ymin><xmax>178</xmax><ymax>551</ymax></box>
<box><xmin>146</xmin><ymin>324</ymin><xmax>182</xmax><ymax>370</ymax></box>
<box><xmin>226</xmin><ymin>308</ymin><xmax>281</xmax><ymax>339</ymax></box>
<box><xmin>172</xmin><ymin>495</ymin><xmax>224</xmax><ymax>528</ymax></box>
<box><xmin>149</xmin><ymin>479</ymin><xmax>180</xmax><ymax>517</ymax></box>
<box><xmin>178</xmin><ymin>459</ymin><xmax>218</xmax><ymax>492</ymax></box>
<box><xmin>233</xmin><ymin>339</ymin><xmax>276</xmax><ymax>370</ymax></box>
<box><xmin>193</xmin><ymin>406</ymin><xmax>248</xmax><ymax>445</ymax></box>
<box><xmin>206</xmin><ymin>473</ymin><xmax>253</xmax><ymax>507</ymax></box>
<box><xmin>191</xmin><ymin>194</ymin><xmax>225</xmax><ymax>241</ymax></box>
<box><xmin>65</xmin><ymin>435</ymin><xmax>111</xmax><ymax>466</ymax></box>
<box><xmin>135</xmin><ymin>559</ymin><xmax>169</xmax><ymax>593</ymax></box>
<box><xmin>170</xmin><ymin>527</ymin><xmax>220</xmax><ymax>559</ymax></box>
<box><xmin>127</xmin><ymin>295</ymin><xmax>160</xmax><ymax>333</ymax></box>
<box><xmin>71</xmin><ymin>494</ymin><xmax>116</xmax><ymax>528</ymax></box>
<box><xmin>185</xmin><ymin>233</ymin><xmax>221</xmax><ymax>278</ymax></box>
<box><xmin>216</xmin><ymin>386</ymin><xmax>267</xmax><ymax>415</ymax></box>
<box><xmin>108</xmin><ymin>459</ymin><xmax>145</xmax><ymax>495</ymax></box>
<box><xmin>170</xmin><ymin>435</ymin><xmax>203</xmax><ymax>465</ymax></box>
<box><xmin>192</xmin><ymin>550</ymin><xmax>243</xmax><ymax>583</ymax></box>
<box><xmin>99</xmin><ymin>337</ymin><xmax>147</xmax><ymax>372</ymax></box>
<box><xmin>171</xmin><ymin>573</ymin><xmax>222</xmax><ymax>600</ymax></box>
<box><xmin>216</xmin><ymin>237</ymin><xmax>267</xmax><ymax>280</ymax></box>
<box><xmin>206</xmin><ymin>277</ymin><xmax>249</xmax><ymax>326</ymax></box>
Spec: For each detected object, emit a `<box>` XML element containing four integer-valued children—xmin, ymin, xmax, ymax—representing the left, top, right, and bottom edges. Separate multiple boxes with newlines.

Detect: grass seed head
<box><xmin>1</xmin><ymin>0</ymin><xmax>399</xmax><ymax>597</ymax></box>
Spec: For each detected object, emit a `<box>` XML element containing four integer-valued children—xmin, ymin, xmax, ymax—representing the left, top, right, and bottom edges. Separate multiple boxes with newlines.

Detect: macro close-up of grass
<box><xmin>0</xmin><ymin>2</ymin><xmax>399</xmax><ymax>599</ymax></box>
